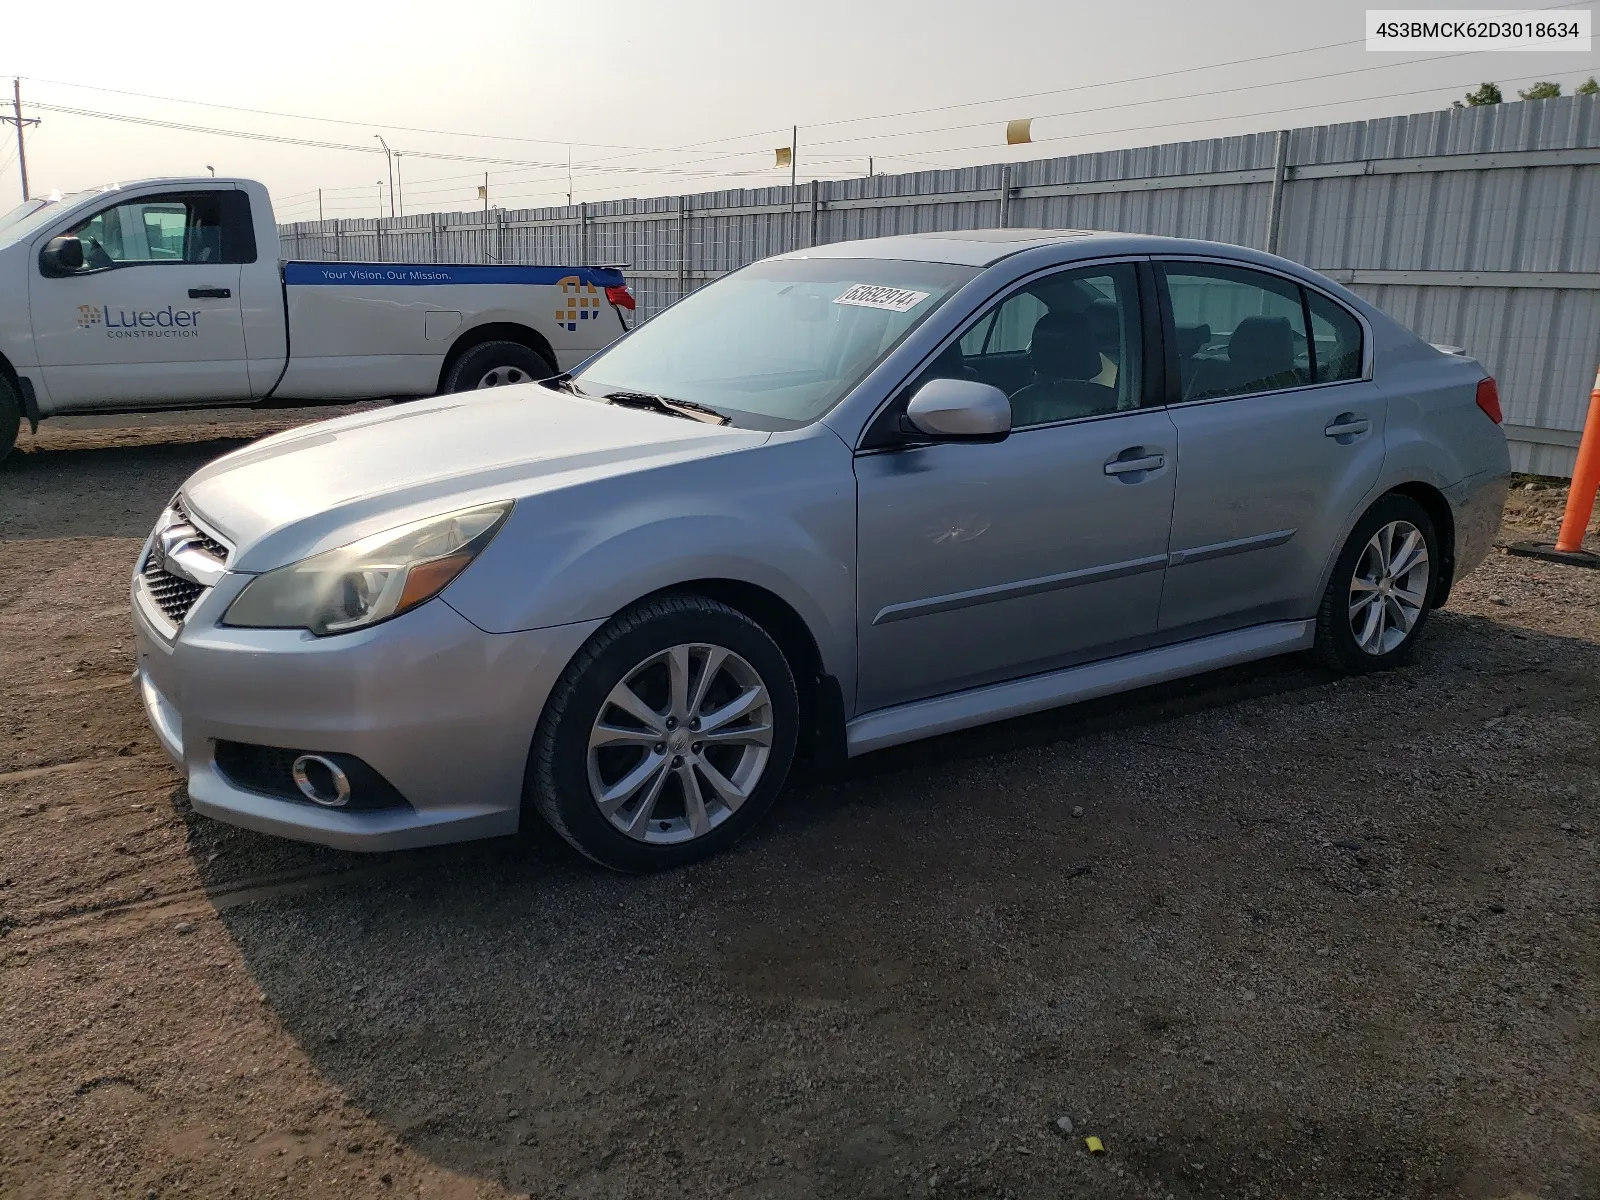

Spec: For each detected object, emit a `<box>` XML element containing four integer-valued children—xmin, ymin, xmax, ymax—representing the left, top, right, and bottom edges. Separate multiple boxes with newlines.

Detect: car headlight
<box><xmin>222</xmin><ymin>501</ymin><xmax>512</xmax><ymax>635</ymax></box>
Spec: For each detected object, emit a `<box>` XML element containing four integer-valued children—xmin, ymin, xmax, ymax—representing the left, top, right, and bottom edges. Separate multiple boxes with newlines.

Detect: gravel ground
<box><xmin>0</xmin><ymin>418</ymin><xmax>1596</xmax><ymax>1199</ymax></box>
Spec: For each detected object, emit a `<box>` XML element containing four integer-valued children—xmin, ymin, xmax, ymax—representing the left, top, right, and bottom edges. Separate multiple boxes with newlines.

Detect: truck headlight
<box><xmin>222</xmin><ymin>502</ymin><xmax>512</xmax><ymax>635</ymax></box>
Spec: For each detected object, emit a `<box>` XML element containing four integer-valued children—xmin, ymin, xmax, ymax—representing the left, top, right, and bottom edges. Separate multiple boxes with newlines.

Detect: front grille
<box><xmin>170</xmin><ymin>498</ymin><xmax>230</xmax><ymax>561</ymax></box>
<box><xmin>138</xmin><ymin>495</ymin><xmax>232</xmax><ymax>629</ymax></box>
<box><xmin>141</xmin><ymin>558</ymin><xmax>206</xmax><ymax>624</ymax></box>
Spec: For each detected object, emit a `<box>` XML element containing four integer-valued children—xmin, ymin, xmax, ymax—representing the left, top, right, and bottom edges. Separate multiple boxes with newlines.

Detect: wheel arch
<box><xmin>436</xmin><ymin>323</ymin><xmax>558</xmax><ymax>392</ymax></box>
<box><xmin>633</xmin><ymin>578</ymin><xmax>846</xmax><ymax>769</ymax></box>
<box><xmin>1386</xmin><ymin>481</ymin><xmax>1457</xmax><ymax>605</ymax></box>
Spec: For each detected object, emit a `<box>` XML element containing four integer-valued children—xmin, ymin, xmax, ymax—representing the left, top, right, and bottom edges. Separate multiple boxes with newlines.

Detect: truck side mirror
<box><xmin>40</xmin><ymin>235</ymin><xmax>85</xmax><ymax>276</ymax></box>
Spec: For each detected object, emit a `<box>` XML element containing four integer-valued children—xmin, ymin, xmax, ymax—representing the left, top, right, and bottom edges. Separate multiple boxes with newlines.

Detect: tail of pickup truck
<box><xmin>0</xmin><ymin>176</ymin><xmax>634</xmax><ymax>458</ymax></box>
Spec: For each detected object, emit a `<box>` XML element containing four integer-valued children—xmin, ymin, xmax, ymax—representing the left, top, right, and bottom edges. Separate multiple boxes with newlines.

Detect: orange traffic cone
<box><xmin>1555</xmin><ymin>366</ymin><xmax>1600</xmax><ymax>553</ymax></box>
<box><xmin>1508</xmin><ymin>365</ymin><xmax>1600</xmax><ymax>569</ymax></box>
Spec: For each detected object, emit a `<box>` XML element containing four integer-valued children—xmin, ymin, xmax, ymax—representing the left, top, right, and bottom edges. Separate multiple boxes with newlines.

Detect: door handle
<box><xmin>188</xmin><ymin>287</ymin><xmax>232</xmax><ymax>299</ymax></box>
<box><xmin>1324</xmin><ymin>414</ymin><xmax>1370</xmax><ymax>438</ymax></box>
<box><xmin>1104</xmin><ymin>453</ymin><xmax>1166</xmax><ymax>476</ymax></box>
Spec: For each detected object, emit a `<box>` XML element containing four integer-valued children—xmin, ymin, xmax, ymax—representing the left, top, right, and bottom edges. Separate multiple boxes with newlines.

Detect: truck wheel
<box><xmin>443</xmin><ymin>341</ymin><xmax>556</xmax><ymax>392</ymax></box>
<box><xmin>528</xmin><ymin>593</ymin><xmax>800</xmax><ymax>873</ymax></box>
<box><xmin>0</xmin><ymin>375</ymin><xmax>21</xmax><ymax>464</ymax></box>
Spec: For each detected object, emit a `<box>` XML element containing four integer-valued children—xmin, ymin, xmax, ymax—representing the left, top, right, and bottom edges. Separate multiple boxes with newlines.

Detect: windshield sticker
<box><xmin>834</xmin><ymin>284</ymin><xmax>930</xmax><ymax>313</ymax></box>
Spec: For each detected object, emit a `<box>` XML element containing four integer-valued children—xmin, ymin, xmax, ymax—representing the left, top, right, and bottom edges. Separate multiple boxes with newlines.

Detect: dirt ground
<box><xmin>1</xmin><ymin>415</ymin><xmax>1596</xmax><ymax>1200</ymax></box>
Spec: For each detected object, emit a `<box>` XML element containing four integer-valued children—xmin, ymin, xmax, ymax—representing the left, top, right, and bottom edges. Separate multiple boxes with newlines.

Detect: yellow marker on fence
<box><xmin>1085</xmin><ymin>1136</ymin><xmax>1106</xmax><ymax>1155</ymax></box>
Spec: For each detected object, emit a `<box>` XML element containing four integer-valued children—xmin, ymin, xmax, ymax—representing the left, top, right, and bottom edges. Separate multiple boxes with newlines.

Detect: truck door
<box><xmin>28</xmin><ymin>188</ymin><xmax>253</xmax><ymax>409</ymax></box>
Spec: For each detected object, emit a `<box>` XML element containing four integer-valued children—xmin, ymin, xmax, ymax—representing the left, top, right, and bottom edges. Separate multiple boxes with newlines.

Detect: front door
<box><xmin>854</xmin><ymin>261</ymin><xmax>1177</xmax><ymax>714</ymax></box>
<box><xmin>1155</xmin><ymin>260</ymin><xmax>1386</xmax><ymax>636</ymax></box>
<box><xmin>29</xmin><ymin>189</ymin><xmax>252</xmax><ymax>409</ymax></box>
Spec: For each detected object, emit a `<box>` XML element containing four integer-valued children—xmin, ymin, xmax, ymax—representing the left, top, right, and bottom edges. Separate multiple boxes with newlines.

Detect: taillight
<box><xmin>605</xmin><ymin>285</ymin><xmax>636</xmax><ymax>311</ymax></box>
<box><xmin>1475</xmin><ymin>377</ymin><xmax>1503</xmax><ymax>424</ymax></box>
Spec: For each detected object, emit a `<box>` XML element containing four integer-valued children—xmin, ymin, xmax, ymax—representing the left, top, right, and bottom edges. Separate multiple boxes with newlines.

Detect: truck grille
<box><xmin>137</xmin><ymin>497</ymin><xmax>232</xmax><ymax>630</ymax></box>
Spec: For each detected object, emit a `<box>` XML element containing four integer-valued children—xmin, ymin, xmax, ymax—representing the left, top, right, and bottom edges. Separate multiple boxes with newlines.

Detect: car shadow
<box><xmin>195</xmin><ymin>607</ymin><xmax>1584</xmax><ymax>1198</ymax></box>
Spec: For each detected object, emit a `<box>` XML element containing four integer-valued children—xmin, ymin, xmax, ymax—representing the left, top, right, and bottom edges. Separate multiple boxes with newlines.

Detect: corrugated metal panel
<box><xmin>279</xmin><ymin>94</ymin><xmax>1600</xmax><ymax>475</ymax></box>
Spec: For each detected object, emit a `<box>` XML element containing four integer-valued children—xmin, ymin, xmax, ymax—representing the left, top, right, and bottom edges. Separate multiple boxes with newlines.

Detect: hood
<box><xmin>182</xmin><ymin>387</ymin><xmax>768</xmax><ymax>572</ymax></box>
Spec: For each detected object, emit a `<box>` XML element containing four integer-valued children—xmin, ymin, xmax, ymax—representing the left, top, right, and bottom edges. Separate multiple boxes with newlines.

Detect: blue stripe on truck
<box><xmin>283</xmin><ymin>262</ymin><xmax>626</xmax><ymax>288</ymax></box>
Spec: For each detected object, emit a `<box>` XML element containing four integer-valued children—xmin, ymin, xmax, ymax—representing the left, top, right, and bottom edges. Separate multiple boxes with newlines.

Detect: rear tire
<box><xmin>1312</xmin><ymin>493</ymin><xmax>1439</xmax><ymax>674</ymax></box>
<box><xmin>0</xmin><ymin>375</ymin><xmax>21</xmax><ymax>464</ymax></box>
<box><xmin>443</xmin><ymin>340</ymin><xmax>556</xmax><ymax>393</ymax></box>
<box><xmin>528</xmin><ymin>594</ymin><xmax>799</xmax><ymax>873</ymax></box>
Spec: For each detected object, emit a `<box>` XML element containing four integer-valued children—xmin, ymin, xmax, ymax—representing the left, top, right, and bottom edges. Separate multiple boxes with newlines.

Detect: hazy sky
<box><xmin>3</xmin><ymin>0</ymin><xmax>1596</xmax><ymax>222</ymax></box>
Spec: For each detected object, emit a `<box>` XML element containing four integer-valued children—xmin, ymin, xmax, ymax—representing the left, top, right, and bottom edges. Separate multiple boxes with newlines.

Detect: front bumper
<box><xmin>132</xmin><ymin>575</ymin><xmax>600</xmax><ymax>852</ymax></box>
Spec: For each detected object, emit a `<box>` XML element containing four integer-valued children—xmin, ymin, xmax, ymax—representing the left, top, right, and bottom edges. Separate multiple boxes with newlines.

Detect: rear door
<box><xmin>1155</xmin><ymin>259</ymin><xmax>1384</xmax><ymax>637</ymax></box>
<box><xmin>29</xmin><ymin>188</ymin><xmax>254</xmax><ymax>408</ymax></box>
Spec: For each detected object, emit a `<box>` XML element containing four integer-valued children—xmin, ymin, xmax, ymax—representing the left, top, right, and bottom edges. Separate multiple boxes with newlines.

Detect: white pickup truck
<box><xmin>0</xmin><ymin>177</ymin><xmax>634</xmax><ymax>458</ymax></box>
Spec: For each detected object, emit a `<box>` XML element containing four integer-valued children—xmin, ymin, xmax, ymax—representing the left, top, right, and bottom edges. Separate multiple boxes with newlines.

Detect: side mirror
<box><xmin>903</xmin><ymin>377</ymin><xmax>1012</xmax><ymax>442</ymax></box>
<box><xmin>40</xmin><ymin>235</ymin><xmax>85</xmax><ymax>276</ymax></box>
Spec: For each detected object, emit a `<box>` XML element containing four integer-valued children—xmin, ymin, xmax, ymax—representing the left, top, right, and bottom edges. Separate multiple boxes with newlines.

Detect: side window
<box><xmin>914</xmin><ymin>263</ymin><xmax>1143</xmax><ymax>429</ymax></box>
<box><xmin>1162</xmin><ymin>263</ymin><xmax>1310</xmax><ymax>401</ymax></box>
<box><xmin>1306</xmin><ymin>290</ymin><xmax>1364</xmax><ymax>383</ymax></box>
<box><xmin>55</xmin><ymin>192</ymin><xmax>254</xmax><ymax>272</ymax></box>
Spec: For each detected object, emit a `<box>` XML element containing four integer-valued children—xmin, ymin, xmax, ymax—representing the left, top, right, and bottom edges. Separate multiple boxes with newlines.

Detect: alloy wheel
<box><xmin>1348</xmin><ymin>519</ymin><xmax>1430</xmax><ymax>655</ymax></box>
<box><xmin>586</xmin><ymin>643</ymin><xmax>774</xmax><ymax>844</ymax></box>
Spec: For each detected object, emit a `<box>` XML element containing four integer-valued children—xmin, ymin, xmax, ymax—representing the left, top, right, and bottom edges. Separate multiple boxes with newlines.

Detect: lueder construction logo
<box><xmin>79</xmin><ymin>304</ymin><xmax>202</xmax><ymax>339</ymax></box>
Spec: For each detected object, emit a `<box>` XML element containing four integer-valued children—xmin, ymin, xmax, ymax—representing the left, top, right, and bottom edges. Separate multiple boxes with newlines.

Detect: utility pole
<box><xmin>375</xmin><ymin>136</ymin><xmax>395</xmax><ymax>217</ymax></box>
<box><xmin>377</xmin><ymin>181</ymin><xmax>385</xmax><ymax>219</ymax></box>
<box><xmin>395</xmin><ymin>154</ymin><xmax>403</xmax><ymax>216</ymax></box>
<box><xmin>566</xmin><ymin>145</ymin><xmax>572</xmax><ymax>206</ymax></box>
<box><xmin>318</xmin><ymin>188</ymin><xmax>323</xmax><ymax>222</ymax></box>
<box><xmin>5</xmin><ymin>78</ymin><xmax>42</xmax><ymax>202</ymax></box>
<box><xmin>789</xmin><ymin>125</ymin><xmax>798</xmax><ymax>251</ymax></box>
<box><xmin>867</xmin><ymin>157</ymin><xmax>873</xmax><ymax>177</ymax></box>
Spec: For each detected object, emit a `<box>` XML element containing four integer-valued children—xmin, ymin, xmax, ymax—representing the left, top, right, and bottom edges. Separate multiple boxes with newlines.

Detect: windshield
<box><xmin>0</xmin><ymin>190</ymin><xmax>96</xmax><ymax>250</ymax></box>
<box><xmin>572</xmin><ymin>257</ymin><xmax>978</xmax><ymax>429</ymax></box>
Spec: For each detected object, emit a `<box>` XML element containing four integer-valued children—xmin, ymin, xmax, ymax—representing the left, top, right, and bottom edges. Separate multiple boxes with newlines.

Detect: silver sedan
<box><xmin>132</xmin><ymin>230</ymin><xmax>1510</xmax><ymax>871</ymax></box>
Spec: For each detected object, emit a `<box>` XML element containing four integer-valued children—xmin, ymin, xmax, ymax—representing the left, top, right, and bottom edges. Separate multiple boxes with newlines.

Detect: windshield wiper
<box><xmin>599</xmin><ymin>390</ymin><xmax>730</xmax><ymax>425</ymax></box>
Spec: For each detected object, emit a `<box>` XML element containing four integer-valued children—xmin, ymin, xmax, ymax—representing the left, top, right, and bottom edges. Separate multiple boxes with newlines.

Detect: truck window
<box><xmin>55</xmin><ymin>191</ymin><xmax>255</xmax><ymax>272</ymax></box>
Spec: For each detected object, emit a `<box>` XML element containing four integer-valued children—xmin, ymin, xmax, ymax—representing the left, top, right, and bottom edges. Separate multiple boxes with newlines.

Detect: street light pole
<box><xmin>377</xmin><ymin>181</ymin><xmax>385</xmax><ymax>219</ymax></box>
<box><xmin>375</xmin><ymin>135</ymin><xmax>395</xmax><ymax>217</ymax></box>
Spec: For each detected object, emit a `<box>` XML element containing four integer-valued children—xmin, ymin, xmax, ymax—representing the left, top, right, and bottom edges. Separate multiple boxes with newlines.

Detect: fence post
<box><xmin>580</xmin><ymin>202</ymin><xmax>589</xmax><ymax>266</ymax></box>
<box><xmin>677</xmin><ymin>195</ymin><xmax>688</xmax><ymax>302</ymax></box>
<box><xmin>431</xmin><ymin>216</ymin><xmax>440</xmax><ymax>263</ymax></box>
<box><xmin>1266</xmin><ymin>129</ymin><xmax>1290</xmax><ymax>256</ymax></box>
<box><xmin>998</xmin><ymin>164</ymin><xmax>1011</xmax><ymax>229</ymax></box>
<box><xmin>333</xmin><ymin>219</ymin><xmax>342</xmax><ymax>262</ymax></box>
<box><xmin>810</xmin><ymin>180</ymin><xmax>820</xmax><ymax>248</ymax></box>
<box><xmin>497</xmin><ymin>208</ymin><xmax>506</xmax><ymax>263</ymax></box>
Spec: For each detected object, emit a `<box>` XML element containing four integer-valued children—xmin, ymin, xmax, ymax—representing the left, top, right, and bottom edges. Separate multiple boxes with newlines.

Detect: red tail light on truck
<box><xmin>605</xmin><ymin>285</ymin><xmax>636</xmax><ymax>311</ymax></box>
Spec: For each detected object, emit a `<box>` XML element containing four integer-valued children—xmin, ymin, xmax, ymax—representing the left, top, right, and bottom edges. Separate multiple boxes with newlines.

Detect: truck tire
<box><xmin>0</xmin><ymin>375</ymin><xmax>21</xmax><ymax>465</ymax></box>
<box><xmin>443</xmin><ymin>341</ymin><xmax>556</xmax><ymax>392</ymax></box>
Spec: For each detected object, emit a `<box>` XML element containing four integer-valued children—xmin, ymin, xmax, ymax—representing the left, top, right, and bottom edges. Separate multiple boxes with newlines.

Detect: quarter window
<box><xmin>1306</xmin><ymin>289</ymin><xmax>1364</xmax><ymax>382</ymax></box>
<box><xmin>916</xmin><ymin>263</ymin><xmax>1144</xmax><ymax>429</ymax></box>
<box><xmin>1162</xmin><ymin>263</ymin><xmax>1311</xmax><ymax>401</ymax></box>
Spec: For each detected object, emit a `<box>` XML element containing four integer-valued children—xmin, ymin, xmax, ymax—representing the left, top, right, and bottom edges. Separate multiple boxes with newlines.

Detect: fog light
<box><xmin>291</xmin><ymin>754</ymin><xmax>352</xmax><ymax>807</ymax></box>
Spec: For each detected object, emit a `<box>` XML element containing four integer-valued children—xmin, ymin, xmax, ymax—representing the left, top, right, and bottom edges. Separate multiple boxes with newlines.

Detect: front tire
<box><xmin>443</xmin><ymin>340</ymin><xmax>556</xmax><ymax>392</ymax></box>
<box><xmin>0</xmin><ymin>375</ymin><xmax>21</xmax><ymax>464</ymax></box>
<box><xmin>1313</xmin><ymin>494</ymin><xmax>1439</xmax><ymax>674</ymax></box>
<box><xmin>529</xmin><ymin>594</ymin><xmax>799</xmax><ymax>872</ymax></box>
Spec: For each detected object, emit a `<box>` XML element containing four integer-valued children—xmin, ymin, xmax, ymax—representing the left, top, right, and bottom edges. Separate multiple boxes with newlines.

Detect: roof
<box><xmin>784</xmin><ymin>228</ymin><xmax>1106</xmax><ymax>267</ymax></box>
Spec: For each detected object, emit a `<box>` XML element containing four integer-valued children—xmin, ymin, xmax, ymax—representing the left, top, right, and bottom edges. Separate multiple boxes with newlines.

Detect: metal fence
<box><xmin>280</xmin><ymin>94</ymin><xmax>1600</xmax><ymax>477</ymax></box>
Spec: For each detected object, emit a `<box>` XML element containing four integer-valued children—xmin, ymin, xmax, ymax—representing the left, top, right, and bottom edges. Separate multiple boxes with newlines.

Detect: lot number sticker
<box><xmin>834</xmin><ymin>284</ymin><xmax>930</xmax><ymax>313</ymax></box>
